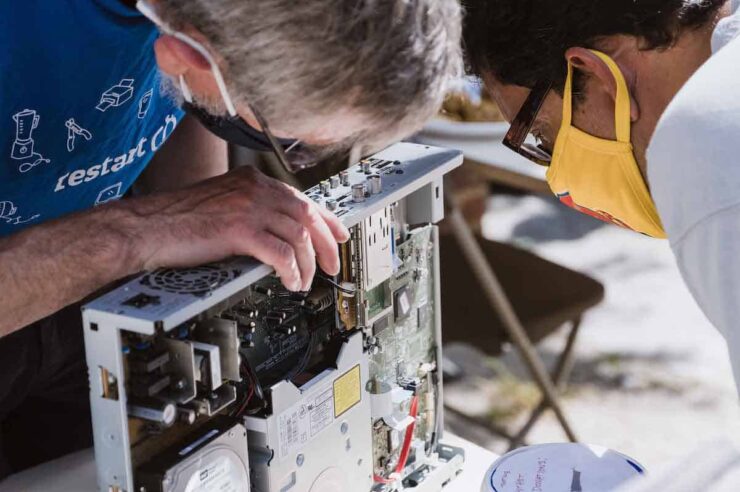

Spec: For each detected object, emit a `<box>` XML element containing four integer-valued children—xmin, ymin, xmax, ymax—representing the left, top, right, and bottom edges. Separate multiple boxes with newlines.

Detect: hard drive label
<box><xmin>184</xmin><ymin>454</ymin><xmax>244</xmax><ymax>492</ymax></box>
<box><xmin>278</xmin><ymin>386</ymin><xmax>336</xmax><ymax>459</ymax></box>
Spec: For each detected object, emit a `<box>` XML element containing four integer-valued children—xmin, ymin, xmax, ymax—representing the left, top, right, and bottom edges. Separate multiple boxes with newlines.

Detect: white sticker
<box><xmin>278</xmin><ymin>387</ymin><xmax>335</xmax><ymax>459</ymax></box>
<box><xmin>309</xmin><ymin>389</ymin><xmax>334</xmax><ymax>437</ymax></box>
<box><xmin>184</xmin><ymin>454</ymin><xmax>246</xmax><ymax>492</ymax></box>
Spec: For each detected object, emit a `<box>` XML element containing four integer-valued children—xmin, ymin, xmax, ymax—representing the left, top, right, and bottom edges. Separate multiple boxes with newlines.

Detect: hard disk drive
<box><xmin>137</xmin><ymin>418</ymin><xmax>250</xmax><ymax>492</ymax></box>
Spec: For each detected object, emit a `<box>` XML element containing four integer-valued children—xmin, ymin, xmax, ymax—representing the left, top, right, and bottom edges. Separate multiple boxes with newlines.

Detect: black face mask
<box><xmin>183</xmin><ymin>102</ymin><xmax>297</xmax><ymax>152</ymax></box>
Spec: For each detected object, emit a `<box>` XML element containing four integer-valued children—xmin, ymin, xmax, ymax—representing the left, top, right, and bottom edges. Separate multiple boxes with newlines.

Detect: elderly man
<box><xmin>463</xmin><ymin>1</ymin><xmax>740</xmax><ymax>389</ymax></box>
<box><xmin>0</xmin><ymin>0</ymin><xmax>462</xmax><ymax>476</ymax></box>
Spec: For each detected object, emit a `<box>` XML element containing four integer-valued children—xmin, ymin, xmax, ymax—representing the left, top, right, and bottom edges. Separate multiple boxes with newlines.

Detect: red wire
<box><xmin>235</xmin><ymin>363</ymin><xmax>256</xmax><ymax>416</ymax></box>
<box><xmin>395</xmin><ymin>395</ymin><xmax>419</xmax><ymax>474</ymax></box>
<box><xmin>373</xmin><ymin>394</ymin><xmax>420</xmax><ymax>484</ymax></box>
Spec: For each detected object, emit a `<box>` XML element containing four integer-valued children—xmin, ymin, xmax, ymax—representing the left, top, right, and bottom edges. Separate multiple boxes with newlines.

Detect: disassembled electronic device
<box><xmin>83</xmin><ymin>142</ymin><xmax>464</xmax><ymax>492</ymax></box>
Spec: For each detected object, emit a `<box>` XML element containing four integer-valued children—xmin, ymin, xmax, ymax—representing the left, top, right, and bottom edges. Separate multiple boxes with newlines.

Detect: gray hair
<box><xmin>157</xmin><ymin>0</ymin><xmax>462</xmax><ymax>150</ymax></box>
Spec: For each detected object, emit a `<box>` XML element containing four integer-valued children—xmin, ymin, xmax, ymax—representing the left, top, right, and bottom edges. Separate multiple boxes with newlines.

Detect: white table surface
<box><xmin>0</xmin><ymin>433</ymin><xmax>497</xmax><ymax>492</ymax></box>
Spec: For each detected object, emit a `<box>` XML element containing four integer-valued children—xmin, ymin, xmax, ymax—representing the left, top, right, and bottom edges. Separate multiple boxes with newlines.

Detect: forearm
<box><xmin>0</xmin><ymin>204</ymin><xmax>142</xmax><ymax>337</ymax></box>
<box><xmin>136</xmin><ymin>113</ymin><xmax>228</xmax><ymax>194</ymax></box>
<box><xmin>0</xmin><ymin>164</ymin><xmax>349</xmax><ymax>337</ymax></box>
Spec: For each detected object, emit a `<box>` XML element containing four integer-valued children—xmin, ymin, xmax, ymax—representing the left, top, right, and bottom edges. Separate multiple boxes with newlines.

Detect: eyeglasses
<box><xmin>502</xmin><ymin>80</ymin><xmax>554</xmax><ymax>167</ymax></box>
<box><xmin>248</xmin><ymin>105</ymin><xmax>320</xmax><ymax>173</ymax></box>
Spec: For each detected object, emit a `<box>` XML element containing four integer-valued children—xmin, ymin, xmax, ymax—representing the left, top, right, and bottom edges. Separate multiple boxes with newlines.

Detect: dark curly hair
<box><xmin>463</xmin><ymin>0</ymin><xmax>727</xmax><ymax>92</ymax></box>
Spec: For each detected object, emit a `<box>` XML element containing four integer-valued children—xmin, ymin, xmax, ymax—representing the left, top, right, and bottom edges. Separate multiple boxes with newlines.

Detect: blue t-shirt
<box><xmin>0</xmin><ymin>0</ymin><xmax>184</xmax><ymax>237</ymax></box>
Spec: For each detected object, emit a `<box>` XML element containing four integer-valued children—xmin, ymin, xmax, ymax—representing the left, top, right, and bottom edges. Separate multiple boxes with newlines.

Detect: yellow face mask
<box><xmin>546</xmin><ymin>50</ymin><xmax>666</xmax><ymax>239</ymax></box>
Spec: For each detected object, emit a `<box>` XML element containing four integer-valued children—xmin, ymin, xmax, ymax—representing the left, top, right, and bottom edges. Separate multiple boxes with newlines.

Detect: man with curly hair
<box><xmin>463</xmin><ymin>1</ymin><xmax>740</xmax><ymax>391</ymax></box>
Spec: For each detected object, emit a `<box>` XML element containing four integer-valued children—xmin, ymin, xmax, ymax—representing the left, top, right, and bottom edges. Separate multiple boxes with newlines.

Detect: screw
<box><xmin>346</xmin><ymin>438</ymin><xmax>352</xmax><ymax>451</ymax></box>
<box><xmin>296</xmin><ymin>454</ymin><xmax>305</xmax><ymax>467</ymax></box>
<box><xmin>341</xmin><ymin>422</ymin><xmax>349</xmax><ymax>434</ymax></box>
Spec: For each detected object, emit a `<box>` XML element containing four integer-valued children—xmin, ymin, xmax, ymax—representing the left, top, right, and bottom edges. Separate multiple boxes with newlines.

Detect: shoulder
<box><xmin>647</xmin><ymin>36</ymin><xmax>740</xmax><ymax>244</ymax></box>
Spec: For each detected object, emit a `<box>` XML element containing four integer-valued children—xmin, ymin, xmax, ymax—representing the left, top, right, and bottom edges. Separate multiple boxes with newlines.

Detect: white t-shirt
<box><xmin>647</xmin><ymin>1</ymin><xmax>740</xmax><ymax>393</ymax></box>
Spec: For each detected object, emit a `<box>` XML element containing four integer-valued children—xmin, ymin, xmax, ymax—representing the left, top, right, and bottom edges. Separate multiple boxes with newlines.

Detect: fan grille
<box><xmin>141</xmin><ymin>265</ymin><xmax>237</xmax><ymax>296</ymax></box>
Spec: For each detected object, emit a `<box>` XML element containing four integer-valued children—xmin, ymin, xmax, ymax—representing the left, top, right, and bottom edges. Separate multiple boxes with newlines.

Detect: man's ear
<box><xmin>564</xmin><ymin>47</ymin><xmax>640</xmax><ymax>122</ymax></box>
<box><xmin>153</xmin><ymin>34</ymin><xmax>212</xmax><ymax>78</ymax></box>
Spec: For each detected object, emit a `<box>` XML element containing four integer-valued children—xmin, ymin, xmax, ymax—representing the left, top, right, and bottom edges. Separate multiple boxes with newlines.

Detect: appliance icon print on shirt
<box><xmin>11</xmin><ymin>109</ymin><xmax>51</xmax><ymax>173</ymax></box>
<box><xmin>138</xmin><ymin>88</ymin><xmax>153</xmax><ymax>119</ymax></box>
<box><xmin>96</xmin><ymin>78</ymin><xmax>134</xmax><ymax>112</ymax></box>
<box><xmin>95</xmin><ymin>182</ymin><xmax>123</xmax><ymax>206</ymax></box>
<box><xmin>0</xmin><ymin>200</ymin><xmax>40</xmax><ymax>226</ymax></box>
<box><xmin>65</xmin><ymin>118</ymin><xmax>93</xmax><ymax>152</ymax></box>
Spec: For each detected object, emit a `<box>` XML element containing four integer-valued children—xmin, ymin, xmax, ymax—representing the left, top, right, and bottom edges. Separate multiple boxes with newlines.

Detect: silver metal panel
<box><xmin>83</xmin><ymin>311</ymin><xmax>135</xmax><ymax>492</ymax></box>
<box><xmin>82</xmin><ymin>142</ymin><xmax>462</xmax><ymax>333</ymax></box>
<box><xmin>195</xmin><ymin>319</ymin><xmax>241</xmax><ymax>382</ymax></box>
<box><xmin>304</xmin><ymin>143</ymin><xmax>461</xmax><ymax>226</ymax></box>
<box><xmin>406</xmin><ymin>178</ymin><xmax>445</xmax><ymax>225</ymax></box>
<box><xmin>245</xmin><ymin>332</ymin><xmax>373</xmax><ymax>492</ymax></box>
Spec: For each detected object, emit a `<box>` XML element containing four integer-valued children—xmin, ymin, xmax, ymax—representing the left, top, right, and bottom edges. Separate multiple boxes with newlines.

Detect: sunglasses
<box><xmin>502</xmin><ymin>80</ymin><xmax>554</xmax><ymax>167</ymax></box>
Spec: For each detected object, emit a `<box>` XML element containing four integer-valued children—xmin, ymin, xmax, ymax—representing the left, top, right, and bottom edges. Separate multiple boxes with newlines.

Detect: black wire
<box><xmin>427</xmin><ymin>371</ymin><xmax>441</xmax><ymax>456</ymax></box>
<box><xmin>316</xmin><ymin>273</ymin><xmax>356</xmax><ymax>294</ymax></box>
<box><xmin>287</xmin><ymin>331</ymin><xmax>316</xmax><ymax>381</ymax></box>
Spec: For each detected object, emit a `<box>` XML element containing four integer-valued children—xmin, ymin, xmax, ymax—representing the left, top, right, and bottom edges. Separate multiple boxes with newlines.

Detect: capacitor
<box><xmin>330</xmin><ymin>175</ymin><xmax>340</xmax><ymax>189</ymax></box>
<box><xmin>277</xmin><ymin>325</ymin><xmax>297</xmax><ymax>335</ymax></box>
<box><xmin>326</xmin><ymin>199</ymin><xmax>338</xmax><ymax>212</ymax></box>
<box><xmin>352</xmin><ymin>183</ymin><xmax>366</xmax><ymax>203</ymax></box>
<box><xmin>128</xmin><ymin>398</ymin><xmax>177</xmax><ymax>427</ymax></box>
<box><xmin>368</xmin><ymin>175</ymin><xmax>382</xmax><ymax>195</ymax></box>
<box><xmin>254</xmin><ymin>286</ymin><xmax>272</xmax><ymax>297</ymax></box>
<box><xmin>177</xmin><ymin>407</ymin><xmax>197</xmax><ymax>425</ymax></box>
<box><xmin>268</xmin><ymin>310</ymin><xmax>287</xmax><ymax>320</ymax></box>
<box><xmin>361</xmin><ymin>160</ymin><xmax>371</xmax><ymax>174</ymax></box>
<box><xmin>340</xmin><ymin>170</ymin><xmax>350</xmax><ymax>186</ymax></box>
<box><xmin>320</xmin><ymin>180</ymin><xmax>331</xmax><ymax>196</ymax></box>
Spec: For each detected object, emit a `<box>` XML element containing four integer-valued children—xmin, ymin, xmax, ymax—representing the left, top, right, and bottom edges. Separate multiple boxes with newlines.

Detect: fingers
<box><xmin>227</xmin><ymin>168</ymin><xmax>350</xmax><ymax>280</ymax></box>
<box><xmin>314</xmin><ymin>202</ymin><xmax>350</xmax><ymax>243</ymax></box>
<box><xmin>258</xmin><ymin>175</ymin><xmax>350</xmax><ymax>243</ymax></box>
<box><xmin>266</xmin><ymin>213</ymin><xmax>316</xmax><ymax>291</ymax></box>
<box><xmin>240</xmin><ymin>231</ymin><xmax>302</xmax><ymax>292</ymax></box>
<box><xmin>280</xmin><ymin>198</ymin><xmax>342</xmax><ymax>276</ymax></box>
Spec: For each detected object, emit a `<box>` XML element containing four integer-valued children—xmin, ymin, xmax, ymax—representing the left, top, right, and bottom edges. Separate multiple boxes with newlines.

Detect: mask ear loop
<box><xmin>561</xmin><ymin>60</ymin><xmax>575</xmax><ymax>129</ymax></box>
<box><xmin>588</xmin><ymin>50</ymin><xmax>632</xmax><ymax>144</ymax></box>
<box><xmin>136</xmin><ymin>0</ymin><xmax>238</xmax><ymax>117</ymax></box>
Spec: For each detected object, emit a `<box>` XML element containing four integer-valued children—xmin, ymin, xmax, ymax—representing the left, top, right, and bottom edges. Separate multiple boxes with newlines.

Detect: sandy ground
<box><xmin>443</xmin><ymin>192</ymin><xmax>740</xmax><ymax>473</ymax></box>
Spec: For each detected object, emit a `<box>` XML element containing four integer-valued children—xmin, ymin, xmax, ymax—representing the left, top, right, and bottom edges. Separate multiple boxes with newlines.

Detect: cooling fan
<box><xmin>141</xmin><ymin>265</ymin><xmax>239</xmax><ymax>296</ymax></box>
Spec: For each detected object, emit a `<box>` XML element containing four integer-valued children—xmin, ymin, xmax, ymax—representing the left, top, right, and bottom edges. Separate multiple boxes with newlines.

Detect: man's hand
<box><xmin>127</xmin><ymin>166</ymin><xmax>350</xmax><ymax>291</ymax></box>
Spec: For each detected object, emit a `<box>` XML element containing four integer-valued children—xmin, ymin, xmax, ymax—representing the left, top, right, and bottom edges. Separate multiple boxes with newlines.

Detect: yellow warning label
<box><xmin>333</xmin><ymin>365</ymin><xmax>361</xmax><ymax>417</ymax></box>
